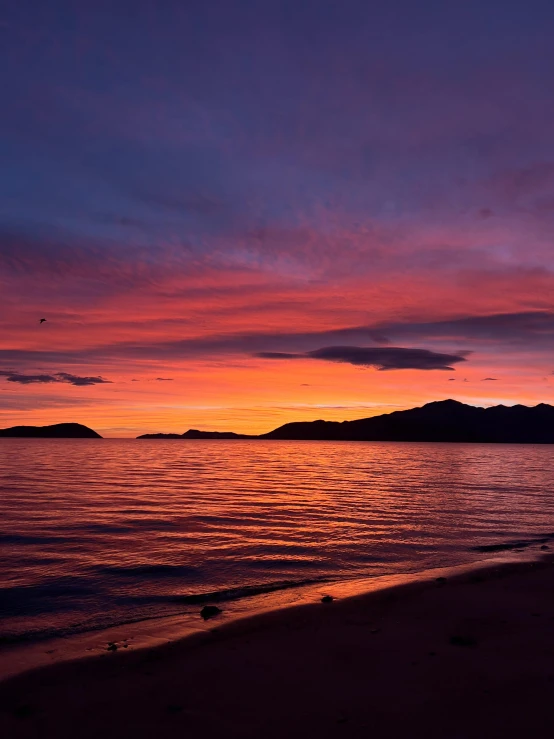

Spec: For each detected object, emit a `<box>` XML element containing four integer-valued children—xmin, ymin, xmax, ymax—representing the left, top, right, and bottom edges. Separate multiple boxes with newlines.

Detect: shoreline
<box><xmin>2</xmin><ymin>552</ymin><xmax>554</xmax><ymax>737</ymax></box>
<box><xmin>0</xmin><ymin>549</ymin><xmax>543</xmax><ymax>683</ymax></box>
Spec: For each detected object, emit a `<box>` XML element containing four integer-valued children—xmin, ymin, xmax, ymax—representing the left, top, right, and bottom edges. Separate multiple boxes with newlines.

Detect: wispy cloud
<box><xmin>0</xmin><ymin>371</ymin><xmax>112</xmax><ymax>386</ymax></box>
<box><xmin>379</xmin><ymin>311</ymin><xmax>554</xmax><ymax>346</ymax></box>
<box><xmin>3</xmin><ymin>310</ymin><xmax>554</xmax><ymax>371</ymax></box>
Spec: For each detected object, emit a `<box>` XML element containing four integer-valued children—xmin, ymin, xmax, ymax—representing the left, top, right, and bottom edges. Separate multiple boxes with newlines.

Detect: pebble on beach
<box><xmin>200</xmin><ymin>605</ymin><xmax>222</xmax><ymax>620</ymax></box>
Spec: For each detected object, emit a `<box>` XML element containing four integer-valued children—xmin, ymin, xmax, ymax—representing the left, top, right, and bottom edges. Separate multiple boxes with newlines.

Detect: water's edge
<box><xmin>0</xmin><ymin>549</ymin><xmax>542</xmax><ymax>683</ymax></box>
<box><xmin>4</xmin><ymin>440</ymin><xmax>554</xmax><ymax>680</ymax></box>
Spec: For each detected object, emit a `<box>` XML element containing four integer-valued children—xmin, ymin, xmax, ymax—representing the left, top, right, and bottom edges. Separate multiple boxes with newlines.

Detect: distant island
<box><xmin>137</xmin><ymin>400</ymin><xmax>554</xmax><ymax>444</ymax></box>
<box><xmin>4</xmin><ymin>401</ymin><xmax>554</xmax><ymax>442</ymax></box>
<box><xmin>0</xmin><ymin>423</ymin><xmax>102</xmax><ymax>438</ymax></box>
<box><xmin>140</xmin><ymin>429</ymin><xmax>250</xmax><ymax>440</ymax></box>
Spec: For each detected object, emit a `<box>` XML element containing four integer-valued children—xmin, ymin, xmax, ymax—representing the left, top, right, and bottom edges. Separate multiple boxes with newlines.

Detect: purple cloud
<box><xmin>256</xmin><ymin>346</ymin><xmax>467</xmax><ymax>371</ymax></box>
<box><xmin>0</xmin><ymin>371</ymin><xmax>112</xmax><ymax>386</ymax></box>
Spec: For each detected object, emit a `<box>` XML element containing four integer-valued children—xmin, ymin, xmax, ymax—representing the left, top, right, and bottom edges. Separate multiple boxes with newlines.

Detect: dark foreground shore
<box><xmin>2</xmin><ymin>557</ymin><xmax>554</xmax><ymax>739</ymax></box>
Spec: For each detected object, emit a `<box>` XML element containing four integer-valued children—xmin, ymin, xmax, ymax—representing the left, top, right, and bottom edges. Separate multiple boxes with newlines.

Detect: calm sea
<box><xmin>1</xmin><ymin>439</ymin><xmax>554</xmax><ymax>645</ymax></box>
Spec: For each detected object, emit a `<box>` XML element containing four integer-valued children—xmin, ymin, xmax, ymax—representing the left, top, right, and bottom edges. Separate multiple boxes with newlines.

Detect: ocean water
<box><xmin>1</xmin><ymin>439</ymin><xmax>554</xmax><ymax>645</ymax></box>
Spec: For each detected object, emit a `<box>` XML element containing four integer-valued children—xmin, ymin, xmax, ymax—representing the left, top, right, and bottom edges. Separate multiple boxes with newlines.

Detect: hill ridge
<box><xmin>0</xmin><ymin>423</ymin><xmax>102</xmax><ymax>439</ymax></box>
<box><xmin>137</xmin><ymin>399</ymin><xmax>554</xmax><ymax>444</ymax></box>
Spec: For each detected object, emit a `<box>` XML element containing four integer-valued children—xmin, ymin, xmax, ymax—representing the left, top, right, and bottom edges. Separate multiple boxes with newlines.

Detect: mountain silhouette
<box><xmin>139</xmin><ymin>429</ymin><xmax>250</xmax><ymax>439</ymax></box>
<box><xmin>0</xmin><ymin>423</ymin><xmax>102</xmax><ymax>438</ymax></box>
<box><xmin>137</xmin><ymin>400</ymin><xmax>554</xmax><ymax>444</ymax></box>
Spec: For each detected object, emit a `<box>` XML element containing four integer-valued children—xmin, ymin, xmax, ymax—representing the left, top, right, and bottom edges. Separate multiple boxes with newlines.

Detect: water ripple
<box><xmin>2</xmin><ymin>439</ymin><xmax>554</xmax><ymax>642</ymax></box>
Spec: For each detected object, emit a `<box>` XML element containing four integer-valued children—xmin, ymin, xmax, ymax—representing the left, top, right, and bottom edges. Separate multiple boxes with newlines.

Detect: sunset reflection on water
<box><xmin>1</xmin><ymin>439</ymin><xmax>554</xmax><ymax>643</ymax></box>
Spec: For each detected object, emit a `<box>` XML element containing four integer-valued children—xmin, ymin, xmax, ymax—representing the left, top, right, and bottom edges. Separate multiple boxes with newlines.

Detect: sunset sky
<box><xmin>2</xmin><ymin>0</ymin><xmax>554</xmax><ymax>436</ymax></box>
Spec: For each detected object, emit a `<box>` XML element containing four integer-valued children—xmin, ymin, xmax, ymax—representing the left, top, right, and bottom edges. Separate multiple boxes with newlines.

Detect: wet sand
<box><xmin>1</xmin><ymin>556</ymin><xmax>554</xmax><ymax>738</ymax></box>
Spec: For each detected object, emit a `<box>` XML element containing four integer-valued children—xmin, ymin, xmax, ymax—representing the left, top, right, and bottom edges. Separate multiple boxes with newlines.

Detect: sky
<box><xmin>2</xmin><ymin>0</ymin><xmax>554</xmax><ymax>436</ymax></box>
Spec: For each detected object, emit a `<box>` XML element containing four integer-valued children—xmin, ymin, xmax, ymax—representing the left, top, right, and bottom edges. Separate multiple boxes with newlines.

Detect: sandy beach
<box><xmin>1</xmin><ymin>556</ymin><xmax>554</xmax><ymax>738</ymax></box>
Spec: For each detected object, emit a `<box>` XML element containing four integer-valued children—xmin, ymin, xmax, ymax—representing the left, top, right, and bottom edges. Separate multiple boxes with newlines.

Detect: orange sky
<box><xmin>2</xmin><ymin>266</ymin><xmax>554</xmax><ymax>436</ymax></box>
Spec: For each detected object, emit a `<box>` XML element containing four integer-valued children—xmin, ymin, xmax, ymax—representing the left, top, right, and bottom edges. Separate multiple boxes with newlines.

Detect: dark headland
<box><xmin>140</xmin><ymin>429</ymin><xmax>250</xmax><ymax>440</ymax></box>
<box><xmin>137</xmin><ymin>399</ymin><xmax>554</xmax><ymax>444</ymax></box>
<box><xmin>0</xmin><ymin>423</ymin><xmax>102</xmax><ymax>438</ymax></box>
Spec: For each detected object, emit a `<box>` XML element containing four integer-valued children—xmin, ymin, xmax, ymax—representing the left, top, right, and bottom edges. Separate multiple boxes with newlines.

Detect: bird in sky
<box><xmin>39</xmin><ymin>318</ymin><xmax>47</xmax><ymax>324</ymax></box>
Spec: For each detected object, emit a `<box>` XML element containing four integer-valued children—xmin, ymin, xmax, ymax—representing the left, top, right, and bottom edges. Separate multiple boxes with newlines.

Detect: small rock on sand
<box><xmin>200</xmin><ymin>605</ymin><xmax>222</xmax><ymax>620</ymax></box>
<box><xmin>321</xmin><ymin>595</ymin><xmax>334</xmax><ymax>603</ymax></box>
